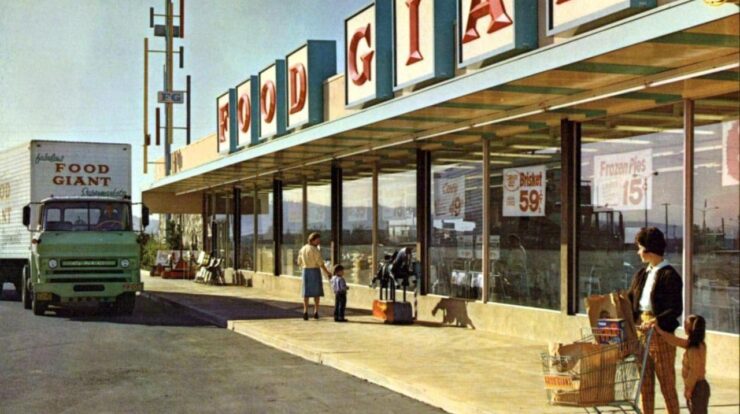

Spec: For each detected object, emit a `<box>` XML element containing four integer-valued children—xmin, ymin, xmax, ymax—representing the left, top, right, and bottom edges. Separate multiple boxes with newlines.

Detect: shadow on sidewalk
<box><xmin>51</xmin><ymin>296</ymin><xmax>211</xmax><ymax>327</ymax></box>
<box><xmin>152</xmin><ymin>291</ymin><xmax>374</xmax><ymax>321</ymax></box>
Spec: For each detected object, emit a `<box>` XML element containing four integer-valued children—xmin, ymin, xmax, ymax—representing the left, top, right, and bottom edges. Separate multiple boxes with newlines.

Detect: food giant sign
<box><xmin>216</xmin><ymin>0</ymin><xmax>656</xmax><ymax>152</ymax></box>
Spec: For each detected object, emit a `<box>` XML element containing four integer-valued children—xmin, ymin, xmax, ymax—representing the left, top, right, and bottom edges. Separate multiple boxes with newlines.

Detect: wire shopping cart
<box><xmin>540</xmin><ymin>327</ymin><xmax>654</xmax><ymax>413</ymax></box>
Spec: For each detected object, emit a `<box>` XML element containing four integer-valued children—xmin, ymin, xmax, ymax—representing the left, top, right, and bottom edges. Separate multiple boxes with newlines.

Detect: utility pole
<box><xmin>661</xmin><ymin>202</ymin><xmax>670</xmax><ymax>237</ymax></box>
<box><xmin>143</xmin><ymin>0</ymin><xmax>191</xmax><ymax>177</ymax></box>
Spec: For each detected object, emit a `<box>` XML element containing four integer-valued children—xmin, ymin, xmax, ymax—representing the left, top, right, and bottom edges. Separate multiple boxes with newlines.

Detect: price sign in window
<box><xmin>592</xmin><ymin>149</ymin><xmax>653</xmax><ymax>211</ymax></box>
<box><xmin>502</xmin><ymin>165</ymin><xmax>547</xmax><ymax>217</ymax></box>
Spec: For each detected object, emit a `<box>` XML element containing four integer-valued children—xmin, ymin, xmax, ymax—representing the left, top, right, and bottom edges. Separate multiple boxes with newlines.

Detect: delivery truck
<box><xmin>0</xmin><ymin>140</ymin><xmax>147</xmax><ymax>315</ymax></box>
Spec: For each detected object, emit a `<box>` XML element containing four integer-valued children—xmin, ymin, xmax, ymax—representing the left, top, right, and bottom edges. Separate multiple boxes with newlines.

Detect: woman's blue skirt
<box><xmin>301</xmin><ymin>267</ymin><xmax>324</xmax><ymax>298</ymax></box>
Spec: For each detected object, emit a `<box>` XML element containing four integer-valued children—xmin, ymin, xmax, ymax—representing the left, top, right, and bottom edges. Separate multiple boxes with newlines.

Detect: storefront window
<box><xmin>256</xmin><ymin>189</ymin><xmax>274</xmax><ymax>273</ymax></box>
<box><xmin>342</xmin><ymin>176</ymin><xmax>373</xmax><ymax>285</ymax></box>
<box><xmin>692</xmin><ymin>93</ymin><xmax>739</xmax><ymax>334</ymax></box>
<box><xmin>378</xmin><ymin>169</ymin><xmax>417</xmax><ymax>252</ymax></box>
<box><xmin>240</xmin><ymin>195</ymin><xmax>255</xmax><ymax>270</ymax></box>
<box><xmin>578</xmin><ymin>105</ymin><xmax>684</xmax><ymax>312</ymax></box>
<box><xmin>281</xmin><ymin>184</ymin><xmax>304</xmax><ymax>277</ymax></box>
<box><xmin>429</xmin><ymin>148</ymin><xmax>482</xmax><ymax>300</ymax></box>
<box><xmin>307</xmin><ymin>179</ymin><xmax>332</xmax><ymax>264</ymax></box>
<box><xmin>214</xmin><ymin>194</ymin><xmax>233</xmax><ymax>268</ymax></box>
<box><xmin>486</xmin><ymin>140</ymin><xmax>561</xmax><ymax>310</ymax></box>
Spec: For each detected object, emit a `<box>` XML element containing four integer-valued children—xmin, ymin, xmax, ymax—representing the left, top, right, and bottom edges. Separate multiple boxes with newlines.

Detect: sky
<box><xmin>0</xmin><ymin>0</ymin><xmax>369</xmax><ymax>203</ymax></box>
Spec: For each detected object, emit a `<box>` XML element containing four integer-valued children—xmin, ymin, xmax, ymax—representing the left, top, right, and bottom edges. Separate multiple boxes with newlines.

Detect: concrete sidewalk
<box><xmin>140</xmin><ymin>273</ymin><xmax>739</xmax><ymax>414</ymax></box>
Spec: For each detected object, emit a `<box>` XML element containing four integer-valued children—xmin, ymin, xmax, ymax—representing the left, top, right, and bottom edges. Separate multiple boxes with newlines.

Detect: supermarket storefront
<box><xmin>144</xmin><ymin>1</ymin><xmax>739</xmax><ymax>376</ymax></box>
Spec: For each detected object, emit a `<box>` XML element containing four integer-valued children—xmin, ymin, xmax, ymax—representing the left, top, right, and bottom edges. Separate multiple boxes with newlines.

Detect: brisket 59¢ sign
<box><xmin>592</xmin><ymin>149</ymin><xmax>653</xmax><ymax>211</ymax></box>
<box><xmin>503</xmin><ymin>165</ymin><xmax>546</xmax><ymax>217</ymax></box>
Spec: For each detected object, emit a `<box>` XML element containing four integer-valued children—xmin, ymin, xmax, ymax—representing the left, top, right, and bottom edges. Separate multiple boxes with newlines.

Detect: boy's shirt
<box><xmin>330</xmin><ymin>275</ymin><xmax>348</xmax><ymax>294</ymax></box>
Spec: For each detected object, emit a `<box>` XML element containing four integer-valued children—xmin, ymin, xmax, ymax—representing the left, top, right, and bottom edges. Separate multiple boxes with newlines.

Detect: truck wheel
<box><xmin>116</xmin><ymin>293</ymin><xmax>136</xmax><ymax>316</ymax></box>
<box><xmin>22</xmin><ymin>266</ymin><xmax>32</xmax><ymax>310</ymax></box>
<box><xmin>32</xmin><ymin>297</ymin><xmax>48</xmax><ymax>316</ymax></box>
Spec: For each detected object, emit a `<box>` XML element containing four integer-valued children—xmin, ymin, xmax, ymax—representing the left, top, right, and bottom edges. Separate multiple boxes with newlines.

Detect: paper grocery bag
<box><xmin>584</xmin><ymin>294</ymin><xmax>619</xmax><ymax>326</ymax></box>
<box><xmin>584</xmin><ymin>292</ymin><xmax>638</xmax><ymax>352</ymax></box>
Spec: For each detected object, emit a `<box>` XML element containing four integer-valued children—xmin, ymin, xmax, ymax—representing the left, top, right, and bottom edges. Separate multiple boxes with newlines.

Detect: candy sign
<box><xmin>433</xmin><ymin>173</ymin><xmax>466</xmax><ymax>219</ymax></box>
<box><xmin>503</xmin><ymin>165</ymin><xmax>546</xmax><ymax>217</ymax></box>
<box><xmin>592</xmin><ymin>149</ymin><xmax>653</xmax><ymax>211</ymax></box>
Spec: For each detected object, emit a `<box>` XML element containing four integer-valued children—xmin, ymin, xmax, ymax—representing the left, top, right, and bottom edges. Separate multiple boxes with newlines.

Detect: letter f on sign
<box><xmin>219</xmin><ymin>104</ymin><xmax>229</xmax><ymax>143</ymax></box>
<box><xmin>463</xmin><ymin>0</ymin><xmax>513</xmax><ymax>44</ymax></box>
<box><xmin>349</xmin><ymin>23</ymin><xmax>374</xmax><ymax>86</ymax></box>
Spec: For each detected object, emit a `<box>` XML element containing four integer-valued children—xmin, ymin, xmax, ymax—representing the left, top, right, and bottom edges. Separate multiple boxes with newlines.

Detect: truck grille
<box><xmin>61</xmin><ymin>259</ymin><xmax>118</xmax><ymax>268</ymax></box>
<box><xmin>49</xmin><ymin>277</ymin><xmax>128</xmax><ymax>283</ymax></box>
<box><xmin>52</xmin><ymin>269</ymin><xmax>125</xmax><ymax>275</ymax></box>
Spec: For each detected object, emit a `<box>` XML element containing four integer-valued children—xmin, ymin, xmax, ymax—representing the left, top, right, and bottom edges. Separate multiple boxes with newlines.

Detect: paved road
<box><xmin>0</xmin><ymin>286</ymin><xmax>443</xmax><ymax>414</ymax></box>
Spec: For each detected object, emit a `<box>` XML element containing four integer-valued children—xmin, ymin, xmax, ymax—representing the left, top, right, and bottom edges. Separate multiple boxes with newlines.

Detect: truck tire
<box><xmin>22</xmin><ymin>266</ymin><xmax>32</xmax><ymax>310</ymax></box>
<box><xmin>32</xmin><ymin>297</ymin><xmax>48</xmax><ymax>316</ymax></box>
<box><xmin>116</xmin><ymin>293</ymin><xmax>135</xmax><ymax>316</ymax></box>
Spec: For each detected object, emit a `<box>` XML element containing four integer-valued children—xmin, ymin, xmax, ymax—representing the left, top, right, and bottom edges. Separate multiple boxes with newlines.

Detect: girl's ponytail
<box><xmin>687</xmin><ymin>314</ymin><xmax>706</xmax><ymax>348</ymax></box>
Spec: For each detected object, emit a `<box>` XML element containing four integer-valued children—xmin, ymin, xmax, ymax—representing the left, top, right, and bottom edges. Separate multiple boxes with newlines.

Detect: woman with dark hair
<box><xmin>297</xmin><ymin>232</ymin><xmax>331</xmax><ymax>320</ymax></box>
<box><xmin>652</xmin><ymin>315</ymin><xmax>711</xmax><ymax>413</ymax></box>
<box><xmin>628</xmin><ymin>226</ymin><xmax>683</xmax><ymax>414</ymax></box>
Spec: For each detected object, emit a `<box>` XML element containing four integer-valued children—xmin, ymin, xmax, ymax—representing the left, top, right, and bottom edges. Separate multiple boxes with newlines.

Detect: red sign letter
<box><xmin>238</xmin><ymin>93</ymin><xmax>251</xmax><ymax>133</ymax></box>
<box><xmin>218</xmin><ymin>103</ymin><xmax>229</xmax><ymax>143</ymax></box>
<box><xmin>405</xmin><ymin>0</ymin><xmax>423</xmax><ymax>65</ymax></box>
<box><xmin>348</xmin><ymin>23</ymin><xmax>374</xmax><ymax>86</ymax></box>
<box><xmin>462</xmin><ymin>0</ymin><xmax>513</xmax><ymax>44</ymax></box>
<box><xmin>261</xmin><ymin>81</ymin><xmax>276</xmax><ymax>123</ymax></box>
<box><xmin>288</xmin><ymin>63</ymin><xmax>307</xmax><ymax>115</ymax></box>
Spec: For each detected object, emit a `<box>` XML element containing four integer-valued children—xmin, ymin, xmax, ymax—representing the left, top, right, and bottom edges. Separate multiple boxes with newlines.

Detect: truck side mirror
<box><xmin>22</xmin><ymin>205</ymin><xmax>31</xmax><ymax>227</ymax></box>
<box><xmin>142</xmin><ymin>205</ymin><xmax>150</xmax><ymax>229</ymax></box>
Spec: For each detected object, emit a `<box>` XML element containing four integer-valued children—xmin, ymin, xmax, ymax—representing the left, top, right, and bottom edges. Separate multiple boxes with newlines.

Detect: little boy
<box><xmin>330</xmin><ymin>264</ymin><xmax>349</xmax><ymax>322</ymax></box>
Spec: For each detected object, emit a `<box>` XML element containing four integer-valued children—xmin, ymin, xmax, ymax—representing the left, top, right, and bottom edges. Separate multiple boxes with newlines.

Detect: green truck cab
<box><xmin>21</xmin><ymin>197</ymin><xmax>148</xmax><ymax>315</ymax></box>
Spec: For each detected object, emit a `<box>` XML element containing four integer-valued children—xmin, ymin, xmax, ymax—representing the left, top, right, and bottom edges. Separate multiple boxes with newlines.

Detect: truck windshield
<box><xmin>43</xmin><ymin>201</ymin><xmax>132</xmax><ymax>232</ymax></box>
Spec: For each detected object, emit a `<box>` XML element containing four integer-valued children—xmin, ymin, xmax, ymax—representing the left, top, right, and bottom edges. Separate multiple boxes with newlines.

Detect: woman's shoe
<box><xmin>303</xmin><ymin>312</ymin><xmax>308</xmax><ymax>320</ymax></box>
<box><xmin>313</xmin><ymin>312</ymin><xmax>319</xmax><ymax>320</ymax></box>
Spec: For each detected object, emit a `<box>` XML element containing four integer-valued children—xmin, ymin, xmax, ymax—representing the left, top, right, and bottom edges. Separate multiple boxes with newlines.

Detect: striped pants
<box><xmin>639</xmin><ymin>313</ymin><xmax>680</xmax><ymax>414</ymax></box>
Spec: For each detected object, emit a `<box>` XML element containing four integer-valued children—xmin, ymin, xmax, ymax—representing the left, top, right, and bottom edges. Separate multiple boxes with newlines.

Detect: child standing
<box><xmin>652</xmin><ymin>315</ymin><xmax>710</xmax><ymax>414</ymax></box>
<box><xmin>330</xmin><ymin>264</ymin><xmax>349</xmax><ymax>322</ymax></box>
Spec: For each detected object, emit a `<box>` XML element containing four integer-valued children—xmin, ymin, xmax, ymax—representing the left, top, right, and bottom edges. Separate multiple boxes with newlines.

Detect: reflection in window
<box><xmin>379</xmin><ymin>169</ymin><xmax>417</xmax><ymax>252</ymax></box>
<box><xmin>240</xmin><ymin>195</ymin><xmax>255</xmax><ymax>271</ymax></box>
<box><xmin>282</xmin><ymin>185</ymin><xmax>304</xmax><ymax>277</ymax></box>
<box><xmin>490</xmin><ymin>143</ymin><xmax>561</xmax><ymax>310</ymax></box>
<box><xmin>307</xmin><ymin>180</ymin><xmax>331</xmax><ymax>265</ymax></box>
<box><xmin>256</xmin><ymin>190</ymin><xmax>274</xmax><ymax>273</ymax></box>
<box><xmin>429</xmin><ymin>151</ymin><xmax>482</xmax><ymax>300</ymax></box>
<box><xmin>692</xmin><ymin>94</ymin><xmax>739</xmax><ymax>334</ymax></box>
<box><xmin>342</xmin><ymin>176</ymin><xmax>373</xmax><ymax>285</ymax></box>
<box><xmin>578</xmin><ymin>107</ymin><xmax>684</xmax><ymax>312</ymax></box>
<box><xmin>214</xmin><ymin>194</ymin><xmax>233</xmax><ymax>268</ymax></box>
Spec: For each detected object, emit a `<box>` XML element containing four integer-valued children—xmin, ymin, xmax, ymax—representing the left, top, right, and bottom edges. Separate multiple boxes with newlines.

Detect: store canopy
<box><xmin>144</xmin><ymin>2</ymin><xmax>738</xmax><ymax>213</ymax></box>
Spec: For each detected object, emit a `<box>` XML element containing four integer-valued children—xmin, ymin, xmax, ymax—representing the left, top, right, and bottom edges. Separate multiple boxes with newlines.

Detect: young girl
<box><xmin>653</xmin><ymin>315</ymin><xmax>710</xmax><ymax>414</ymax></box>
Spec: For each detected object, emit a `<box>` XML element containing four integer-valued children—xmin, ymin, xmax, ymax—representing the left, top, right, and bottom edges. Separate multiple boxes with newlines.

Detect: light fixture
<box><xmin>304</xmin><ymin>157</ymin><xmax>333</xmax><ymax>167</ymax></box>
<box><xmin>548</xmin><ymin>85</ymin><xmax>645</xmax><ymax>111</ymax></box>
<box><xmin>372</xmin><ymin>138</ymin><xmax>414</xmax><ymax>151</ymax></box>
<box><xmin>258</xmin><ymin>169</ymin><xmax>279</xmax><ymax>176</ymax></box>
<box><xmin>489</xmin><ymin>152</ymin><xmax>551</xmax><ymax>159</ymax></box>
<box><xmin>336</xmin><ymin>148</ymin><xmax>371</xmax><ymax>159</ymax></box>
<box><xmin>472</xmin><ymin>109</ymin><xmax>545</xmax><ymax>128</ymax></box>
<box><xmin>417</xmin><ymin>126</ymin><xmax>471</xmax><ymax>141</ymax></box>
<box><xmin>648</xmin><ymin>62</ymin><xmax>740</xmax><ymax>87</ymax></box>
<box><xmin>509</xmin><ymin>144</ymin><xmax>554</xmax><ymax>150</ymax></box>
<box><xmin>436</xmin><ymin>158</ymin><xmax>483</xmax><ymax>164</ymax></box>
